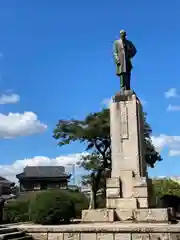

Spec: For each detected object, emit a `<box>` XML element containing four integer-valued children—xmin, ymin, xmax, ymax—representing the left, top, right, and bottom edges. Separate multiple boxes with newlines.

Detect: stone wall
<box><xmin>16</xmin><ymin>222</ymin><xmax>180</xmax><ymax>240</ymax></box>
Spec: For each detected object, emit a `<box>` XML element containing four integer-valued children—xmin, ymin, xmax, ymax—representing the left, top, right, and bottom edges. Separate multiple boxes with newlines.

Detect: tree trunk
<box><xmin>93</xmin><ymin>189</ymin><xmax>97</xmax><ymax>209</ymax></box>
<box><xmin>89</xmin><ymin>189</ymin><xmax>94</xmax><ymax>209</ymax></box>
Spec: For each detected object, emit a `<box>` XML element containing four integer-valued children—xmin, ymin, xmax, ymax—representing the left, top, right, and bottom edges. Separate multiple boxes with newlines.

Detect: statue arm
<box><xmin>113</xmin><ymin>41</ymin><xmax>120</xmax><ymax>64</ymax></box>
<box><xmin>128</xmin><ymin>41</ymin><xmax>137</xmax><ymax>58</ymax></box>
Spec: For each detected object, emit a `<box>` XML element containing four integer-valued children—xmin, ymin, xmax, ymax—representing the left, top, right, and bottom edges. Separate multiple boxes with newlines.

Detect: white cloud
<box><xmin>0</xmin><ymin>153</ymin><xmax>84</xmax><ymax>182</ymax></box>
<box><xmin>169</xmin><ymin>150</ymin><xmax>180</xmax><ymax>157</ymax></box>
<box><xmin>151</xmin><ymin>134</ymin><xmax>168</xmax><ymax>151</ymax></box>
<box><xmin>101</xmin><ymin>98</ymin><xmax>112</xmax><ymax>108</ymax></box>
<box><xmin>0</xmin><ymin>93</ymin><xmax>20</xmax><ymax>104</ymax></box>
<box><xmin>164</xmin><ymin>88</ymin><xmax>179</xmax><ymax>99</ymax></box>
<box><xmin>152</xmin><ymin>134</ymin><xmax>180</xmax><ymax>156</ymax></box>
<box><xmin>167</xmin><ymin>104</ymin><xmax>180</xmax><ymax>112</ymax></box>
<box><xmin>0</xmin><ymin>112</ymin><xmax>47</xmax><ymax>138</ymax></box>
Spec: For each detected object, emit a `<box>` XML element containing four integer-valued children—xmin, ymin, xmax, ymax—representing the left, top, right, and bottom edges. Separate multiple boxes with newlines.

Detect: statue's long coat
<box><xmin>113</xmin><ymin>39</ymin><xmax>137</xmax><ymax>76</ymax></box>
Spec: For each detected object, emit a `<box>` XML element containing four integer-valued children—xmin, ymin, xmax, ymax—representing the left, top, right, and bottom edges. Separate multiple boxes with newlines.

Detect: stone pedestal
<box><xmin>110</xmin><ymin>91</ymin><xmax>146</xmax><ymax>178</ymax></box>
<box><xmin>82</xmin><ymin>209</ymin><xmax>114</xmax><ymax>222</ymax></box>
<box><xmin>81</xmin><ymin>91</ymin><xmax>173</xmax><ymax>223</ymax></box>
<box><xmin>82</xmin><ymin>208</ymin><xmax>174</xmax><ymax>222</ymax></box>
<box><xmin>106</xmin><ymin>91</ymin><xmax>149</xmax><ymax>210</ymax></box>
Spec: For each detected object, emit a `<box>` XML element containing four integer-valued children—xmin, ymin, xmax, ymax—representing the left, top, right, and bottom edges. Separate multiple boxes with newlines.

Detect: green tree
<box><xmin>152</xmin><ymin>178</ymin><xmax>180</xmax><ymax>207</ymax></box>
<box><xmin>53</xmin><ymin>109</ymin><xmax>162</xmax><ymax>208</ymax></box>
<box><xmin>153</xmin><ymin>178</ymin><xmax>180</xmax><ymax>197</ymax></box>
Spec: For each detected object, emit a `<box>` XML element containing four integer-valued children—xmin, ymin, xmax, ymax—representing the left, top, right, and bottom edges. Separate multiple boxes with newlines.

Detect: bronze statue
<box><xmin>113</xmin><ymin>30</ymin><xmax>137</xmax><ymax>91</ymax></box>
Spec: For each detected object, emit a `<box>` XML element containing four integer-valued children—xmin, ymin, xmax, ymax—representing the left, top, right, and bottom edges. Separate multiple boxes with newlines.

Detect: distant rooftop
<box><xmin>16</xmin><ymin>166</ymin><xmax>70</xmax><ymax>179</ymax></box>
<box><xmin>0</xmin><ymin>177</ymin><xmax>14</xmax><ymax>186</ymax></box>
<box><xmin>68</xmin><ymin>184</ymin><xmax>79</xmax><ymax>190</ymax></box>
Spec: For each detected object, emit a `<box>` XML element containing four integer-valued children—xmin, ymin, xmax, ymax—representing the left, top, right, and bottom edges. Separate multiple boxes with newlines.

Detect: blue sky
<box><xmin>0</xmin><ymin>0</ymin><xmax>180</xmax><ymax>182</ymax></box>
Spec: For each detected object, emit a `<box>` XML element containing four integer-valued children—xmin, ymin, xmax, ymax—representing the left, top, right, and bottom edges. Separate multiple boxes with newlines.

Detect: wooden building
<box><xmin>16</xmin><ymin>166</ymin><xmax>71</xmax><ymax>192</ymax></box>
<box><xmin>0</xmin><ymin>177</ymin><xmax>15</xmax><ymax>195</ymax></box>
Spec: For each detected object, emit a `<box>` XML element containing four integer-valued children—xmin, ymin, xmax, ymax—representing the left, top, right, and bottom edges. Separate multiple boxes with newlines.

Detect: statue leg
<box><xmin>120</xmin><ymin>73</ymin><xmax>131</xmax><ymax>90</ymax></box>
<box><xmin>120</xmin><ymin>74</ymin><xmax>125</xmax><ymax>90</ymax></box>
<box><xmin>126</xmin><ymin>72</ymin><xmax>131</xmax><ymax>90</ymax></box>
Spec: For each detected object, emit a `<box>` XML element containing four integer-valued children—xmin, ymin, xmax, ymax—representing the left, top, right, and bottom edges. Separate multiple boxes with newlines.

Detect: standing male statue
<box><xmin>113</xmin><ymin>30</ymin><xmax>137</xmax><ymax>91</ymax></box>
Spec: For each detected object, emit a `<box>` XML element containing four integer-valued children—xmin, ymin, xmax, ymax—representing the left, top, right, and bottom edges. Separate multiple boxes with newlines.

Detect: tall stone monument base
<box><xmin>82</xmin><ymin>91</ymin><xmax>174</xmax><ymax>223</ymax></box>
<box><xmin>82</xmin><ymin>208</ymin><xmax>174</xmax><ymax>222</ymax></box>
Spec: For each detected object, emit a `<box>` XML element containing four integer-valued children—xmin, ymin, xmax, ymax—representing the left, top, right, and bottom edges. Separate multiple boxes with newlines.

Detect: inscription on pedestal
<box><xmin>97</xmin><ymin>233</ymin><xmax>113</xmax><ymax>240</ymax></box>
<box><xmin>132</xmin><ymin>234</ymin><xmax>150</xmax><ymax>240</ymax></box>
<box><xmin>31</xmin><ymin>233</ymin><xmax>47</xmax><ymax>240</ymax></box>
<box><xmin>64</xmin><ymin>233</ymin><xmax>80</xmax><ymax>240</ymax></box>
<box><xmin>48</xmin><ymin>233</ymin><xmax>63</xmax><ymax>240</ymax></box>
<box><xmin>115</xmin><ymin>233</ymin><xmax>131</xmax><ymax>240</ymax></box>
<box><xmin>149</xmin><ymin>233</ymin><xmax>169</xmax><ymax>240</ymax></box>
<box><xmin>120</xmin><ymin>102</ymin><xmax>129</xmax><ymax>139</ymax></box>
<box><xmin>134</xmin><ymin>209</ymin><xmax>169</xmax><ymax>222</ymax></box>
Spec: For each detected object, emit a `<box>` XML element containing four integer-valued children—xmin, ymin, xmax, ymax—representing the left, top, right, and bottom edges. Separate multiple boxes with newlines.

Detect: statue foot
<box><xmin>120</xmin><ymin>87</ymin><xmax>125</xmax><ymax>92</ymax></box>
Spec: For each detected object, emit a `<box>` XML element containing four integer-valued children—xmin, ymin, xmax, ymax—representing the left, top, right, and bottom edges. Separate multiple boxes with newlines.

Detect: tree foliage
<box><xmin>152</xmin><ymin>178</ymin><xmax>180</xmax><ymax>208</ymax></box>
<box><xmin>54</xmin><ymin>109</ymin><xmax>111</xmax><ymax>166</ymax></box>
<box><xmin>153</xmin><ymin>179</ymin><xmax>180</xmax><ymax>198</ymax></box>
<box><xmin>3</xmin><ymin>200</ymin><xmax>30</xmax><ymax>223</ymax></box>
<box><xmin>54</xmin><ymin>108</ymin><xmax>161</xmax><ymax>169</ymax></box>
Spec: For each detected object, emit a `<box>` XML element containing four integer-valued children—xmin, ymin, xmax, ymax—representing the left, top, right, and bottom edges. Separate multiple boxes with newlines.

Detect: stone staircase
<box><xmin>0</xmin><ymin>227</ymin><xmax>33</xmax><ymax>240</ymax></box>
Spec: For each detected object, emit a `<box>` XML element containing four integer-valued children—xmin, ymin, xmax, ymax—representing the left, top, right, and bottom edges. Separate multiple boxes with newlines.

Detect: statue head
<box><xmin>120</xmin><ymin>30</ymin><xmax>126</xmax><ymax>40</ymax></box>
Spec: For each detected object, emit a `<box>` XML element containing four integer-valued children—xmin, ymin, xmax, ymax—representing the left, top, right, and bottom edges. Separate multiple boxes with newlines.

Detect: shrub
<box><xmin>66</xmin><ymin>190</ymin><xmax>88</xmax><ymax>218</ymax></box>
<box><xmin>29</xmin><ymin>189</ymin><xmax>76</xmax><ymax>224</ymax></box>
<box><xmin>3</xmin><ymin>189</ymin><xmax>89</xmax><ymax>224</ymax></box>
<box><xmin>3</xmin><ymin>191</ymin><xmax>44</xmax><ymax>223</ymax></box>
<box><xmin>16</xmin><ymin>191</ymin><xmax>42</xmax><ymax>201</ymax></box>
<box><xmin>3</xmin><ymin>200</ymin><xmax>30</xmax><ymax>223</ymax></box>
<box><xmin>151</xmin><ymin>179</ymin><xmax>180</xmax><ymax>207</ymax></box>
<box><xmin>153</xmin><ymin>179</ymin><xmax>180</xmax><ymax>197</ymax></box>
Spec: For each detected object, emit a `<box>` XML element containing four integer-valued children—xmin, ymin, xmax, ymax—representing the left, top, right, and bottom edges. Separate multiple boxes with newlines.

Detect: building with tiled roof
<box><xmin>16</xmin><ymin>166</ymin><xmax>71</xmax><ymax>192</ymax></box>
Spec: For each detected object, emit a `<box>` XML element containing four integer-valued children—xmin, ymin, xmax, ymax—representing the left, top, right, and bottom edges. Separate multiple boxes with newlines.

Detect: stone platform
<box><xmin>82</xmin><ymin>208</ymin><xmax>175</xmax><ymax>223</ymax></box>
<box><xmin>15</xmin><ymin>222</ymin><xmax>180</xmax><ymax>240</ymax></box>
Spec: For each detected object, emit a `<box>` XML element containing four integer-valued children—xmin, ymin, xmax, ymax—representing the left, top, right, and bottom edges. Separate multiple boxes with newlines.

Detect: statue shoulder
<box><xmin>125</xmin><ymin>39</ymin><xmax>131</xmax><ymax>44</ymax></box>
<box><xmin>126</xmin><ymin>39</ymin><xmax>135</xmax><ymax>46</ymax></box>
<box><xmin>114</xmin><ymin>39</ymin><xmax>121</xmax><ymax>46</ymax></box>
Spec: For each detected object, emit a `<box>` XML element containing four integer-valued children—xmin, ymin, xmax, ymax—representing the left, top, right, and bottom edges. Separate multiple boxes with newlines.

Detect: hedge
<box><xmin>4</xmin><ymin>189</ymin><xmax>89</xmax><ymax>224</ymax></box>
<box><xmin>30</xmin><ymin>189</ymin><xmax>76</xmax><ymax>224</ymax></box>
<box><xmin>3</xmin><ymin>200</ymin><xmax>30</xmax><ymax>223</ymax></box>
<box><xmin>65</xmin><ymin>190</ymin><xmax>89</xmax><ymax>218</ymax></box>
